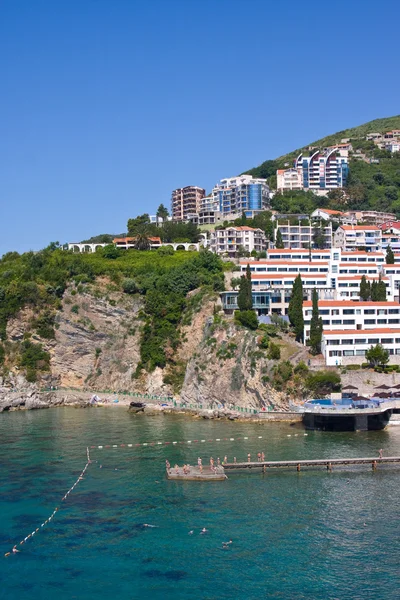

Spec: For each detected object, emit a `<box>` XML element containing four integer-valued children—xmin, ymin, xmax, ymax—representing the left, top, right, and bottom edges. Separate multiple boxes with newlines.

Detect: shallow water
<box><xmin>1</xmin><ymin>408</ymin><xmax>400</xmax><ymax>599</ymax></box>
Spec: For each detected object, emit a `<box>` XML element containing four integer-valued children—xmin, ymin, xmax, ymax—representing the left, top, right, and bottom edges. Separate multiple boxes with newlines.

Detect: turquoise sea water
<box><xmin>1</xmin><ymin>408</ymin><xmax>400</xmax><ymax>599</ymax></box>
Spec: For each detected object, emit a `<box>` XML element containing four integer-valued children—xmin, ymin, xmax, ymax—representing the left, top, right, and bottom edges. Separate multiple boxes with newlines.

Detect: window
<box><xmin>354</xmin><ymin>339</ymin><xmax>366</xmax><ymax>344</ymax></box>
<box><xmin>333</xmin><ymin>253</ymin><xmax>339</xmax><ymax>260</ymax></box>
<box><xmin>329</xmin><ymin>350</ymin><xmax>342</xmax><ymax>357</ymax></box>
<box><xmin>343</xmin><ymin>309</ymin><xmax>355</xmax><ymax>315</ymax></box>
<box><xmin>319</xmin><ymin>310</ymin><xmax>329</xmax><ymax>315</ymax></box>
<box><xmin>377</xmin><ymin>309</ymin><xmax>387</xmax><ymax>315</ymax></box>
<box><xmin>332</xmin><ymin>320</ymin><xmax>342</xmax><ymax>325</ymax></box>
<box><xmin>389</xmin><ymin>319</ymin><xmax>400</xmax><ymax>324</ymax></box>
<box><xmin>331</xmin><ymin>309</ymin><xmax>340</xmax><ymax>316</ymax></box>
<box><xmin>343</xmin><ymin>350</ymin><xmax>355</xmax><ymax>356</ymax></box>
<box><xmin>381</xmin><ymin>338</ymin><xmax>393</xmax><ymax>344</ymax></box>
<box><xmin>355</xmin><ymin>349</ymin><xmax>366</xmax><ymax>356</ymax></box>
<box><xmin>356</xmin><ymin>309</ymin><xmax>361</xmax><ymax>315</ymax></box>
<box><xmin>342</xmin><ymin>339</ymin><xmax>353</xmax><ymax>345</ymax></box>
<box><xmin>364</xmin><ymin>309</ymin><xmax>375</xmax><ymax>314</ymax></box>
<box><xmin>377</xmin><ymin>319</ymin><xmax>387</xmax><ymax>324</ymax></box>
<box><xmin>389</xmin><ymin>309</ymin><xmax>399</xmax><ymax>314</ymax></box>
<box><xmin>328</xmin><ymin>340</ymin><xmax>340</xmax><ymax>345</ymax></box>
<box><xmin>368</xmin><ymin>338</ymin><xmax>379</xmax><ymax>344</ymax></box>
<box><xmin>343</xmin><ymin>320</ymin><xmax>355</xmax><ymax>325</ymax></box>
<box><xmin>364</xmin><ymin>319</ymin><xmax>376</xmax><ymax>325</ymax></box>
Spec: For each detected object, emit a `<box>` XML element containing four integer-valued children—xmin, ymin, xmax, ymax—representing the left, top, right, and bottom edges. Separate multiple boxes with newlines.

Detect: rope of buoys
<box><xmin>4</xmin><ymin>448</ymin><xmax>92</xmax><ymax>557</ymax></box>
<box><xmin>91</xmin><ymin>434</ymin><xmax>309</xmax><ymax>450</ymax></box>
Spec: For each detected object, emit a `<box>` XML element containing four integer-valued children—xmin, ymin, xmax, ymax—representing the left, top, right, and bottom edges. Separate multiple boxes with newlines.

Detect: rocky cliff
<box><xmin>2</xmin><ymin>279</ymin><xmax>291</xmax><ymax>410</ymax></box>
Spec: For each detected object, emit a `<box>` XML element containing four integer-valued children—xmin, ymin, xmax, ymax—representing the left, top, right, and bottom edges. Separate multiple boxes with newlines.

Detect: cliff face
<box><xmin>3</xmin><ymin>282</ymin><xmax>287</xmax><ymax>409</ymax></box>
<box><xmin>180</xmin><ymin>319</ymin><xmax>284</xmax><ymax>410</ymax></box>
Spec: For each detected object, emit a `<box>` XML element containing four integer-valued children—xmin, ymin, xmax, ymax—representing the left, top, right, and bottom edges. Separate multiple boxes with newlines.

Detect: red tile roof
<box><xmin>323</xmin><ymin>328</ymin><xmax>400</xmax><ymax>336</ymax></box>
<box><xmin>339</xmin><ymin>225</ymin><xmax>381</xmax><ymax>231</ymax></box>
<box><xmin>303</xmin><ymin>300</ymin><xmax>399</xmax><ymax>307</ymax></box>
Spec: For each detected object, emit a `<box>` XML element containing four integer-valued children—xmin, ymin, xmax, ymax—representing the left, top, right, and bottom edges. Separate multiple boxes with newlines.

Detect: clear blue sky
<box><xmin>1</xmin><ymin>0</ymin><xmax>399</xmax><ymax>255</ymax></box>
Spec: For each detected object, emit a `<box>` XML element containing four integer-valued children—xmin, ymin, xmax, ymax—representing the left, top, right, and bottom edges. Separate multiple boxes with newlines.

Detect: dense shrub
<box><xmin>267</xmin><ymin>342</ymin><xmax>281</xmax><ymax>360</ymax></box>
<box><xmin>305</xmin><ymin>371</ymin><xmax>341</xmax><ymax>396</ymax></box>
<box><xmin>122</xmin><ymin>278</ymin><xmax>138</xmax><ymax>294</ymax></box>
<box><xmin>234</xmin><ymin>310</ymin><xmax>258</xmax><ymax>330</ymax></box>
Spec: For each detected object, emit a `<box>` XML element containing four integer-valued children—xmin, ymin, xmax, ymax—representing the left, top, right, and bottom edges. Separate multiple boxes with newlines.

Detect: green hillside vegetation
<box><xmin>244</xmin><ymin>115</ymin><xmax>400</xmax><ymax>217</ymax></box>
<box><xmin>0</xmin><ymin>244</ymin><xmax>225</xmax><ymax>381</ymax></box>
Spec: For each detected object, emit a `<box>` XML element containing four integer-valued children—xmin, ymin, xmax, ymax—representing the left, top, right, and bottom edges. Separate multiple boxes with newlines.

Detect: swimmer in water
<box><xmin>12</xmin><ymin>546</ymin><xmax>20</xmax><ymax>554</ymax></box>
<box><xmin>143</xmin><ymin>524</ymin><xmax>158</xmax><ymax>528</ymax></box>
<box><xmin>188</xmin><ymin>530</ymin><xmax>194</xmax><ymax>535</ymax></box>
<box><xmin>222</xmin><ymin>540</ymin><xmax>233</xmax><ymax>548</ymax></box>
<box><xmin>200</xmin><ymin>528</ymin><xmax>208</xmax><ymax>534</ymax></box>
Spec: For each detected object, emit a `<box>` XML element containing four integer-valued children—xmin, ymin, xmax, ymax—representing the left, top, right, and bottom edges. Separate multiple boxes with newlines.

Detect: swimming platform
<box><xmin>166</xmin><ymin>465</ymin><xmax>227</xmax><ymax>481</ymax></box>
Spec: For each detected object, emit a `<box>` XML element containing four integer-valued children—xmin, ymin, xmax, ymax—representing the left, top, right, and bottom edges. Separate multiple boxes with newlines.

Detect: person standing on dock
<box><xmin>198</xmin><ymin>457</ymin><xmax>203</xmax><ymax>473</ymax></box>
<box><xmin>247</xmin><ymin>453</ymin><xmax>251</xmax><ymax>462</ymax></box>
<box><xmin>257</xmin><ymin>452</ymin><xmax>261</xmax><ymax>462</ymax></box>
<box><xmin>261</xmin><ymin>452</ymin><xmax>265</xmax><ymax>461</ymax></box>
<box><xmin>223</xmin><ymin>455</ymin><xmax>228</xmax><ymax>464</ymax></box>
<box><xmin>379</xmin><ymin>449</ymin><xmax>383</xmax><ymax>459</ymax></box>
<box><xmin>217</xmin><ymin>457</ymin><xmax>221</xmax><ymax>466</ymax></box>
<box><xmin>166</xmin><ymin>460</ymin><xmax>170</xmax><ymax>471</ymax></box>
<box><xmin>210</xmin><ymin>457</ymin><xmax>214</xmax><ymax>468</ymax></box>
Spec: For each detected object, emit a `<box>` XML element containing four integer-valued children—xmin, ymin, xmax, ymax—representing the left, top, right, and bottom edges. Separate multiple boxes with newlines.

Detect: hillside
<box><xmin>245</xmin><ymin>115</ymin><xmax>400</xmax><ymax>179</ymax></box>
<box><xmin>244</xmin><ymin>115</ymin><xmax>400</xmax><ymax>215</ymax></box>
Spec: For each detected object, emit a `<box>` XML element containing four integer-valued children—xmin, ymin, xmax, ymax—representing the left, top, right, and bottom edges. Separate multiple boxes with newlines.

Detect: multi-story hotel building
<box><xmin>209</xmin><ymin>227</ymin><xmax>267</xmax><ymax>257</ymax></box>
<box><xmin>274</xmin><ymin>219</ymin><xmax>333</xmax><ymax>249</ymax></box>
<box><xmin>295</xmin><ymin>148</ymin><xmax>349</xmax><ymax>192</ymax></box>
<box><xmin>333</xmin><ymin>225</ymin><xmax>382</xmax><ymax>252</ymax></box>
<box><xmin>211</xmin><ymin>175</ymin><xmax>270</xmax><ymax>219</ymax></box>
<box><xmin>302</xmin><ymin>300</ymin><xmax>400</xmax><ymax>366</ymax></box>
<box><xmin>276</xmin><ymin>148</ymin><xmax>349</xmax><ymax>194</ymax></box>
<box><xmin>171</xmin><ymin>186</ymin><xmax>205</xmax><ymax>222</ymax></box>
<box><xmin>276</xmin><ymin>168</ymin><xmax>303</xmax><ymax>191</ymax></box>
<box><xmin>220</xmin><ymin>247</ymin><xmax>400</xmax><ymax>316</ymax></box>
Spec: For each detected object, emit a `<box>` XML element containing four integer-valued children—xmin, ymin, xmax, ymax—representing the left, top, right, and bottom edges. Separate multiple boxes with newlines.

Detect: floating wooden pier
<box><xmin>166</xmin><ymin>465</ymin><xmax>227</xmax><ymax>481</ymax></box>
<box><xmin>223</xmin><ymin>457</ymin><xmax>400</xmax><ymax>472</ymax></box>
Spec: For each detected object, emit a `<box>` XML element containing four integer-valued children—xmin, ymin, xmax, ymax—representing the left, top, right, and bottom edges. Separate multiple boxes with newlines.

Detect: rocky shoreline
<box><xmin>0</xmin><ymin>387</ymin><xmax>301</xmax><ymax>422</ymax></box>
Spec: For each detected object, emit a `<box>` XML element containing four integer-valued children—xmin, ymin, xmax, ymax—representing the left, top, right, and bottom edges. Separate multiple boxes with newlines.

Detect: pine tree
<box><xmin>288</xmin><ymin>274</ymin><xmax>304</xmax><ymax>342</ymax></box>
<box><xmin>377</xmin><ymin>274</ymin><xmax>387</xmax><ymax>301</ymax></box>
<box><xmin>309</xmin><ymin>288</ymin><xmax>323</xmax><ymax>355</ymax></box>
<box><xmin>237</xmin><ymin>265</ymin><xmax>253</xmax><ymax>311</ymax></box>
<box><xmin>386</xmin><ymin>245</ymin><xmax>395</xmax><ymax>264</ymax></box>
<box><xmin>359</xmin><ymin>275</ymin><xmax>371</xmax><ymax>301</ymax></box>
<box><xmin>371</xmin><ymin>280</ymin><xmax>378</xmax><ymax>301</ymax></box>
<box><xmin>275</xmin><ymin>229</ymin><xmax>284</xmax><ymax>249</ymax></box>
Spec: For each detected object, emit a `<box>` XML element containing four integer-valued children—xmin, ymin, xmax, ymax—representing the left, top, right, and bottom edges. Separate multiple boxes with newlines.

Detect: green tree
<box><xmin>386</xmin><ymin>245</ymin><xmax>395</xmax><ymax>264</ymax></box>
<box><xmin>156</xmin><ymin>203</ymin><xmax>169</xmax><ymax>225</ymax></box>
<box><xmin>267</xmin><ymin>341</ymin><xmax>281</xmax><ymax>360</ymax></box>
<box><xmin>127</xmin><ymin>214</ymin><xmax>150</xmax><ymax>235</ymax></box>
<box><xmin>371</xmin><ymin>275</ymin><xmax>387</xmax><ymax>301</ymax></box>
<box><xmin>102</xmin><ymin>244</ymin><xmax>120</xmax><ymax>259</ymax></box>
<box><xmin>234</xmin><ymin>310</ymin><xmax>258</xmax><ymax>330</ymax></box>
<box><xmin>305</xmin><ymin>370</ymin><xmax>341</xmax><ymax>396</ymax></box>
<box><xmin>288</xmin><ymin>274</ymin><xmax>304</xmax><ymax>342</ymax></box>
<box><xmin>309</xmin><ymin>288</ymin><xmax>323</xmax><ymax>355</ymax></box>
<box><xmin>365</xmin><ymin>344</ymin><xmax>389</xmax><ymax>367</ymax></box>
<box><xmin>370</xmin><ymin>279</ymin><xmax>378</xmax><ymax>301</ymax></box>
<box><xmin>359</xmin><ymin>275</ymin><xmax>371</xmax><ymax>301</ymax></box>
<box><xmin>237</xmin><ymin>265</ymin><xmax>253</xmax><ymax>311</ymax></box>
<box><xmin>134</xmin><ymin>233</ymin><xmax>151</xmax><ymax>251</ymax></box>
<box><xmin>312</xmin><ymin>224</ymin><xmax>326</xmax><ymax>249</ymax></box>
<box><xmin>275</xmin><ymin>228</ymin><xmax>284</xmax><ymax>249</ymax></box>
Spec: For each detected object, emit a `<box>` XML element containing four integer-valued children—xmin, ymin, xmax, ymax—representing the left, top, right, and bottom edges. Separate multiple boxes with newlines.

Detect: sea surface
<box><xmin>1</xmin><ymin>407</ymin><xmax>400</xmax><ymax>600</ymax></box>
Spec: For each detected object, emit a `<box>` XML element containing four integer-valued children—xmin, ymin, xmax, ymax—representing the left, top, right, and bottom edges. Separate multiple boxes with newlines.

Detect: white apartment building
<box><xmin>303</xmin><ymin>300</ymin><xmax>400</xmax><ymax>340</ymax></box>
<box><xmin>333</xmin><ymin>225</ymin><xmax>382</xmax><ymax>252</ymax></box>
<box><xmin>311</xmin><ymin>209</ymin><xmax>344</xmax><ymax>221</ymax></box>
<box><xmin>209</xmin><ymin>226</ymin><xmax>266</xmax><ymax>257</ymax></box>
<box><xmin>171</xmin><ymin>186</ymin><xmax>205</xmax><ymax>221</ymax></box>
<box><xmin>322</xmin><ymin>329</ymin><xmax>400</xmax><ymax>366</ymax></box>
<box><xmin>276</xmin><ymin>168</ymin><xmax>303</xmax><ymax>191</ymax></box>
<box><xmin>275</xmin><ymin>220</ymin><xmax>333</xmax><ymax>249</ymax></box>
<box><xmin>211</xmin><ymin>175</ymin><xmax>270</xmax><ymax>219</ymax></box>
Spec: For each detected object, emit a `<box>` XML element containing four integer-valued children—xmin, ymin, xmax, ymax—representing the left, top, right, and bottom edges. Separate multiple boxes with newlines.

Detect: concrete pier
<box><xmin>223</xmin><ymin>456</ymin><xmax>400</xmax><ymax>472</ymax></box>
